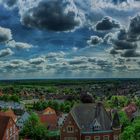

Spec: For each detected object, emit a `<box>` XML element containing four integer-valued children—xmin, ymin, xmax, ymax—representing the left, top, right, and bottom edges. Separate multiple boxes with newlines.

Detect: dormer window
<box><xmin>92</xmin><ymin>119</ymin><xmax>101</xmax><ymax>131</ymax></box>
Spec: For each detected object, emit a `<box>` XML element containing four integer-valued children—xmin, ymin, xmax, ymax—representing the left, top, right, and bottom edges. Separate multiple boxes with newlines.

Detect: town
<box><xmin>0</xmin><ymin>79</ymin><xmax>140</xmax><ymax>140</ymax></box>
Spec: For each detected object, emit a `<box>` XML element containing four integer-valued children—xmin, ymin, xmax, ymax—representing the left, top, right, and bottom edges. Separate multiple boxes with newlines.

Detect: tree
<box><xmin>20</xmin><ymin>113</ymin><xmax>48</xmax><ymax>140</ymax></box>
<box><xmin>119</xmin><ymin>111</ymin><xmax>130</xmax><ymax>129</ymax></box>
<box><xmin>121</xmin><ymin>118</ymin><xmax>140</xmax><ymax>140</ymax></box>
<box><xmin>80</xmin><ymin>93</ymin><xmax>93</xmax><ymax>103</ymax></box>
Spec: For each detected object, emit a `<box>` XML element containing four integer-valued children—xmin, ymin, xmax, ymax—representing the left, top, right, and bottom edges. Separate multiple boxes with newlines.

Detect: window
<box><xmin>67</xmin><ymin>125</ymin><xmax>74</xmax><ymax>133</ymax></box>
<box><xmin>94</xmin><ymin>136</ymin><xmax>100</xmax><ymax>140</ymax></box>
<box><xmin>6</xmin><ymin>129</ymin><xmax>9</xmax><ymax>139</ymax></box>
<box><xmin>114</xmin><ymin>135</ymin><xmax>119</xmax><ymax>140</ymax></box>
<box><xmin>85</xmin><ymin>136</ymin><xmax>91</xmax><ymax>140</ymax></box>
<box><xmin>91</xmin><ymin>119</ymin><xmax>101</xmax><ymax>131</ymax></box>
<box><xmin>103</xmin><ymin>135</ymin><xmax>109</xmax><ymax>140</ymax></box>
<box><xmin>10</xmin><ymin>127</ymin><xmax>12</xmax><ymax>136</ymax></box>
<box><xmin>13</xmin><ymin>125</ymin><xmax>15</xmax><ymax>133</ymax></box>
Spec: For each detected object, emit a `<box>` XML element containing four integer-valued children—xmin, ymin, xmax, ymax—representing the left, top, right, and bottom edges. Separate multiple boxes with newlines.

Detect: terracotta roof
<box><xmin>39</xmin><ymin>113</ymin><xmax>58</xmax><ymax>130</ymax></box>
<box><xmin>70</xmin><ymin>103</ymin><xmax>112</xmax><ymax>132</ymax></box>
<box><xmin>0</xmin><ymin>115</ymin><xmax>10</xmax><ymax>140</ymax></box>
<box><xmin>43</xmin><ymin>107</ymin><xmax>56</xmax><ymax>115</ymax></box>
<box><xmin>0</xmin><ymin>109</ymin><xmax>17</xmax><ymax>122</ymax></box>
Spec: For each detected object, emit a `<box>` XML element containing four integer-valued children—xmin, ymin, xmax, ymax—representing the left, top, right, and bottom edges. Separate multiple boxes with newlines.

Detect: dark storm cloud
<box><xmin>128</xmin><ymin>13</ymin><xmax>140</xmax><ymax>39</ymax></box>
<box><xmin>112</xmin><ymin>40</ymin><xmax>137</xmax><ymax>50</ymax></box>
<box><xmin>20</xmin><ymin>0</ymin><xmax>82</xmax><ymax>31</ymax></box>
<box><xmin>107</xmin><ymin>15</ymin><xmax>140</xmax><ymax>57</ymax></box>
<box><xmin>87</xmin><ymin>36</ymin><xmax>103</xmax><ymax>46</ymax></box>
<box><xmin>121</xmin><ymin>49</ymin><xmax>140</xmax><ymax>57</ymax></box>
<box><xmin>110</xmin><ymin>48</ymin><xmax>119</xmax><ymax>55</ymax></box>
<box><xmin>95</xmin><ymin>16</ymin><xmax>120</xmax><ymax>31</ymax></box>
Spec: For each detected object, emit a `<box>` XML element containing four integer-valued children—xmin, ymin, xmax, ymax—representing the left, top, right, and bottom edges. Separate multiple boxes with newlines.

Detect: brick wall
<box><xmin>60</xmin><ymin>114</ymin><xmax>81</xmax><ymax>140</ymax></box>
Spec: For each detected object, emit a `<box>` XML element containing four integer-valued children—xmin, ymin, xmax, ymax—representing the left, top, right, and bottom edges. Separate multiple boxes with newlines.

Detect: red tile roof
<box><xmin>0</xmin><ymin>109</ymin><xmax>17</xmax><ymax>122</ymax></box>
<box><xmin>39</xmin><ymin>113</ymin><xmax>58</xmax><ymax>130</ymax></box>
<box><xmin>0</xmin><ymin>115</ymin><xmax>10</xmax><ymax>140</ymax></box>
<box><xmin>43</xmin><ymin>107</ymin><xmax>56</xmax><ymax>115</ymax></box>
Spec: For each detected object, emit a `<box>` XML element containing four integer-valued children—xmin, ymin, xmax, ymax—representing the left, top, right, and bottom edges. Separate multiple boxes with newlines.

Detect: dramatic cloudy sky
<box><xmin>0</xmin><ymin>0</ymin><xmax>140</xmax><ymax>79</ymax></box>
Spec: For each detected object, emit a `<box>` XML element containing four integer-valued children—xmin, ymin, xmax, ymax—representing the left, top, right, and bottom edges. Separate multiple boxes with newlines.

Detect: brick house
<box><xmin>0</xmin><ymin>109</ymin><xmax>17</xmax><ymax>122</ymax></box>
<box><xmin>61</xmin><ymin>103</ymin><xmax>121</xmax><ymax>140</ymax></box>
<box><xmin>39</xmin><ymin>107</ymin><xmax>58</xmax><ymax>130</ymax></box>
<box><xmin>0</xmin><ymin>115</ymin><xmax>19</xmax><ymax>140</ymax></box>
<box><xmin>123</xmin><ymin>103</ymin><xmax>138</xmax><ymax>120</ymax></box>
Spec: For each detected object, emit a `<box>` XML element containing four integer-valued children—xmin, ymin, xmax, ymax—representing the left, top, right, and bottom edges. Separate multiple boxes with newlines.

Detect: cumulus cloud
<box><xmin>29</xmin><ymin>57</ymin><xmax>46</xmax><ymax>65</ymax></box>
<box><xmin>0</xmin><ymin>48</ymin><xmax>14</xmax><ymax>58</ymax></box>
<box><xmin>0</xmin><ymin>27</ymin><xmax>12</xmax><ymax>43</ymax></box>
<box><xmin>128</xmin><ymin>13</ymin><xmax>140</xmax><ymax>39</ymax></box>
<box><xmin>68</xmin><ymin>57</ymin><xmax>88</xmax><ymax>65</ymax></box>
<box><xmin>106</xmin><ymin>14</ymin><xmax>140</xmax><ymax>57</ymax></box>
<box><xmin>121</xmin><ymin>49</ymin><xmax>140</xmax><ymax>57</ymax></box>
<box><xmin>19</xmin><ymin>0</ymin><xmax>83</xmax><ymax>32</ymax></box>
<box><xmin>8</xmin><ymin>40</ymin><xmax>33</xmax><ymax>50</ymax></box>
<box><xmin>95</xmin><ymin>16</ymin><xmax>120</xmax><ymax>31</ymax></box>
<box><xmin>1</xmin><ymin>0</ymin><xmax>17</xmax><ymax>9</ymax></box>
<box><xmin>0</xmin><ymin>26</ymin><xmax>33</xmax><ymax>51</ymax></box>
<box><xmin>46</xmin><ymin>52</ymin><xmax>65</xmax><ymax>59</ymax></box>
<box><xmin>87</xmin><ymin>36</ymin><xmax>103</xmax><ymax>46</ymax></box>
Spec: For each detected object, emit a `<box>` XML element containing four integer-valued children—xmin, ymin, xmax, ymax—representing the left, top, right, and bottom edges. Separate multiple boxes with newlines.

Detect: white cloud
<box><xmin>0</xmin><ymin>48</ymin><xmax>14</xmax><ymax>58</ymax></box>
<box><xmin>8</xmin><ymin>40</ymin><xmax>33</xmax><ymax>50</ymax></box>
<box><xmin>0</xmin><ymin>27</ymin><xmax>12</xmax><ymax>43</ymax></box>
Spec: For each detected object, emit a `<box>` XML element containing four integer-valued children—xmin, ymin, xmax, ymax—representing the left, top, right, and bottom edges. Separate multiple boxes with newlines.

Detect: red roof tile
<box><xmin>0</xmin><ymin>115</ymin><xmax>10</xmax><ymax>140</ymax></box>
<box><xmin>39</xmin><ymin>114</ymin><xmax>58</xmax><ymax>130</ymax></box>
<box><xmin>0</xmin><ymin>109</ymin><xmax>17</xmax><ymax>122</ymax></box>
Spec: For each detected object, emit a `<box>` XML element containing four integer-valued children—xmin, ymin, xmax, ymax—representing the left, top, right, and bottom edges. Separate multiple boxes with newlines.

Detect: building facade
<box><xmin>61</xmin><ymin>103</ymin><xmax>121</xmax><ymax>140</ymax></box>
<box><xmin>0</xmin><ymin>115</ymin><xmax>19</xmax><ymax>140</ymax></box>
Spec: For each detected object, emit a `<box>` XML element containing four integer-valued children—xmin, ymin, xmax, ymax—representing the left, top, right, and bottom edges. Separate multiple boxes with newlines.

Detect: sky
<box><xmin>0</xmin><ymin>0</ymin><xmax>140</xmax><ymax>79</ymax></box>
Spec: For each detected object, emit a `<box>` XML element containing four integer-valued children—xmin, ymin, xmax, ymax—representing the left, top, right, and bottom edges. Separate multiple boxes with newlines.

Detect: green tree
<box><xmin>121</xmin><ymin>119</ymin><xmax>140</xmax><ymax>140</ymax></box>
<box><xmin>20</xmin><ymin>113</ymin><xmax>48</xmax><ymax>140</ymax></box>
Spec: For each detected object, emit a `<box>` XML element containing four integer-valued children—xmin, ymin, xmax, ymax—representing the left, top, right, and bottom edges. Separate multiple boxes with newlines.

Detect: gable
<box><xmin>70</xmin><ymin>103</ymin><xmax>112</xmax><ymax>132</ymax></box>
<box><xmin>61</xmin><ymin>113</ymin><xmax>80</xmax><ymax>132</ymax></box>
<box><xmin>43</xmin><ymin>107</ymin><xmax>56</xmax><ymax>115</ymax></box>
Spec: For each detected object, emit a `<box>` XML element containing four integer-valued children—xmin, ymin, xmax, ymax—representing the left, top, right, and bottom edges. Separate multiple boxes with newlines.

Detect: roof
<box><xmin>0</xmin><ymin>115</ymin><xmax>10</xmax><ymax>140</ymax></box>
<box><xmin>43</xmin><ymin>107</ymin><xmax>56</xmax><ymax>115</ymax></box>
<box><xmin>16</xmin><ymin>112</ymin><xmax>30</xmax><ymax>128</ymax></box>
<box><xmin>124</xmin><ymin>103</ymin><xmax>137</xmax><ymax>113</ymax></box>
<box><xmin>39</xmin><ymin>113</ymin><xmax>58</xmax><ymax>130</ymax></box>
<box><xmin>70</xmin><ymin>103</ymin><xmax>112</xmax><ymax>132</ymax></box>
<box><xmin>123</xmin><ymin>103</ymin><xmax>138</xmax><ymax>119</ymax></box>
<box><xmin>0</xmin><ymin>109</ymin><xmax>17</xmax><ymax>122</ymax></box>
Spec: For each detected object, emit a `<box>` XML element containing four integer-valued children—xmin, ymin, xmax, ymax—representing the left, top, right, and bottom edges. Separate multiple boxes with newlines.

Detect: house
<box><xmin>0</xmin><ymin>115</ymin><xmax>19</xmax><ymax>140</ymax></box>
<box><xmin>0</xmin><ymin>101</ymin><xmax>25</xmax><ymax>115</ymax></box>
<box><xmin>16</xmin><ymin>112</ymin><xmax>30</xmax><ymax>130</ymax></box>
<box><xmin>123</xmin><ymin>103</ymin><xmax>140</xmax><ymax>120</ymax></box>
<box><xmin>39</xmin><ymin>107</ymin><xmax>58</xmax><ymax>130</ymax></box>
<box><xmin>61</xmin><ymin>103</ymin><xmax>121</xmax><ymax>140</ymax></box>
<box><xmin>0</xmin><ymin>109</ymin><xmax>17</xmax><ymax>122</ymax></box>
